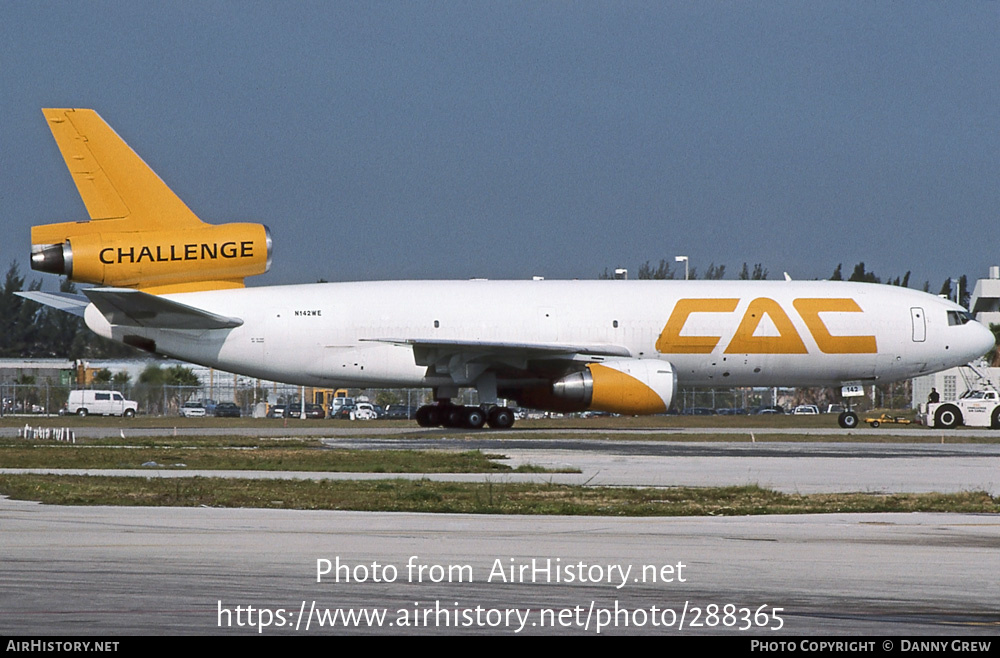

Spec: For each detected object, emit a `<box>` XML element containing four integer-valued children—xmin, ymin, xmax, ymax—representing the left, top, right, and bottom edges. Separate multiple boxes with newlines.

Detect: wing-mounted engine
<box><xmin>518</xmin><ymin>358</ymin><xmax>677</xmax><ymax>415</ymax></box>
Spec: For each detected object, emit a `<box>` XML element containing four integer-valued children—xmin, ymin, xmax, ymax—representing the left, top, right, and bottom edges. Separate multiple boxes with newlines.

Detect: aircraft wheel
<box><xmin>415</xmin><ymin>405</ymin><xmax>439</xmax><ymax>427</ymax></box>
<box><xmin>837</xmin><ymin>411</ymin><xmax>858</xmax><ymax>429</ymax></box>
<box><xmin>464</xmin><ymin>406</ymin><xmax>487</xmax><ymax>429</ymax></box>
<box><xmin>934</xmin><ymin>405</ymin><xmax>961</xmax><ymax>429</ymax></box>
<box><xmin>487</xmin><ymin>407</ymin><xmax>515</xmax><ymax>429</ymax></box>
<box><xmin>991</xmin><ymin>406</ymin><xmax>1000</xmax><ymax>430</ymax></box>
<box><xmin>440</xmin><ymin>404</ymin><xmax>465</xmax><ymax>428</ymax></box>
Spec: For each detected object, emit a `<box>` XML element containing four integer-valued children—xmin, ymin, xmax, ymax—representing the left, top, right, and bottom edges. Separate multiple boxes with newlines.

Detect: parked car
<box><xmin>333</xmin><ymin>403</ymin><xmax>377</xmax><ymax>420</ymax></box>
<box><xmin>681</xmin><ymin>407</ymin><xmax>715</xmax><ymax>415</ymax></box>
<box><xmin>331</xmin><ymin>405</ymin><xmax>355</xmax><ymax>420</ymax></box>
<box><xmin>180</xmin><ymin>401</ymin><xmax>207</xmax><ymax>417</ymax></box>
<box><xmin>266</xmin><ymin>404</ymin><xmax>287</xmax><ymax>419</ymax></box>
<box><xmin>303</xmin><ymin>403</ymin><xmax>326</xmax><ymax>419</ymax></box>
<box><xmin>792</xmin><ymin>405</ymin><xmax>820</xmax><ymax>415</ymax></box>
<box><xmin>384</xmin><ymin>405</ymin><xmax>418</xmax><ymax>420</ymax></box>
<box><xmin>715</xmin><ymin>407</ymin><xmax>747</xmax><ymax>415</ymax></box>
<box><xmin>328</xmin><ymin>397</ymin><xmax>355</xmax><ymax>418</ymax></box>
<box><xmin>65</xmin><ymin>389</ymin><xmax>138</xmax><ymax>417</ymax></box>
<box><xmin>214</xmin><ymin>402</ymin><xmax>241</xmax><ymax>418</ymax></box>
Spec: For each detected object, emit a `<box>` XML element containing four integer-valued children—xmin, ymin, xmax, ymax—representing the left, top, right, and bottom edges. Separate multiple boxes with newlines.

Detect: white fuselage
<box><xmin>85</xmin><ymin>279</ymin><xmax>994</xmax><ymax>391</ymax></box>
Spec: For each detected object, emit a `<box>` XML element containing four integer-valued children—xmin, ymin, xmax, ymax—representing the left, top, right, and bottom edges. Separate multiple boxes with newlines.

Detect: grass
<box><xmin>0</xmin><ymin>442</ymin><xmax>578</xmax><ymax>473</ymax></box>
<box><xmin>0</xmin><ymin>411</ymin><xmax>907</xmax><ymax>431</ymax></box>
<box><xmin>0</xmin><ymin>475</ymin><xmax>995</xmax><ymax>515</ymax></box>
<box><xmin>1</xmin><ymin>422</ymin><xmax>995</xmax><ymax>517</ymax></box>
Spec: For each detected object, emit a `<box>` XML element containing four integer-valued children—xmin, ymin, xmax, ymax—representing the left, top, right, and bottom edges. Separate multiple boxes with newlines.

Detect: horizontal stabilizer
<box><xmin>83</xmin><ymin>288</ymin><xmax>243</xmax><ymax>330</ymax></box>
<box><xmin>15</xmin><ymin>290</ymin><xmax>89</xmax><ymax>317</ymax></box>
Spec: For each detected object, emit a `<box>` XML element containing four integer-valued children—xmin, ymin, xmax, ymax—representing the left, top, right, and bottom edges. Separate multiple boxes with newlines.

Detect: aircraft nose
<box><xmin>970</xmin><ymin>320</ymin><xmax>996</xmax><ymax>360</ymax></box>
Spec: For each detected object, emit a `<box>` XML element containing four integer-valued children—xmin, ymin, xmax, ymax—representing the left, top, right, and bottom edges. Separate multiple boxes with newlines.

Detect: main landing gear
<box><xmin>415</xmin><ymin>402</ymin><xmax>515</xmax><ymax>429</ymax></box>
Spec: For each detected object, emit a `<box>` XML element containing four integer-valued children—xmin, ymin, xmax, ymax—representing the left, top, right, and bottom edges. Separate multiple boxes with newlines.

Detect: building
<box><xmin>912</xmin><ymin>266</ymin><xmax>1000</xmax><ymax>408</ymax></box>
<box><xmin>970</xmin><ymin>266</ymin><xmax>1000</xmax><ymax>328</ymax></box>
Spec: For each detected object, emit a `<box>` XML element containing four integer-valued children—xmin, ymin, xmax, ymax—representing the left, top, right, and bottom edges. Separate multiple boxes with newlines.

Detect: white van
<box><xmin>66</xmin><ymin>390</ymin><xmax>138</xmax><ymax>417</ymax></box>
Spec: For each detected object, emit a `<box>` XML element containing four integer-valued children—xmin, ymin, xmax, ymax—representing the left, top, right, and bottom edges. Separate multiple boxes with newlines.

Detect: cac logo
<box><xmin>656</xmin><ymin>298</ymin><xmax>877</xmax><ymax>355</ymax></box>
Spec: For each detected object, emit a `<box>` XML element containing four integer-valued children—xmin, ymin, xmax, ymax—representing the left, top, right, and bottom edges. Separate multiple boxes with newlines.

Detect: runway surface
<box><xmin>3</xmin><ymin>423</ymin><xmax>1000</xmax><ymax>439</ymax></box>
<box><xmin>1</xmin><ymin>427</ymin><xmax>998</xmax><ymax>636</ymax></box>
<box><xmin>2</xmin><ymin>499</ymin><xmax>998</xmax><ymax>636</ymax></box>
<box><xmin>3</xmin><ymin>439</ymin><xmax>999</xmax><ymax>495</ymax></box>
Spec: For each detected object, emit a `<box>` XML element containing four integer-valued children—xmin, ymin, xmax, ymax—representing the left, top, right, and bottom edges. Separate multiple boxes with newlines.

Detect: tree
<box><xmin>134</xmin><ymin>364</ymin><xmax>200</xmax><ymax>414</ymax></box>
<box><xmin>703</xmin><ymin>263</ymin><xmax>726</xmax><ymax>280</ymax></box>
<box><xmin>0</xmin><ymin>262</ymin><xmax>27</xmax><ymax>356</ymax></box>
<box><xmin>848</xmin><ymin>262</ymin><xmax>879</xmax><ymax>284</ymax></box>
<box><xmin>375</xmin><ymin>390</ymin><xmax>400</xmax><ymax>408</ymax></box>
<box><xmin>112</xmin><ymin>371</ymin><xmax>131</xmax><ymax>390</ymax></box>
<box><xmin>829</xmin><ymin>264</ymin><xmax>843</xmax><ymax>281</ymax></box>
<box><xmin>35</xmin><ymin>278</ymin><xmax>88</xmax><ymax>358</ymax></box>
<box><xmin>636</xmin><ymin>259</ymin><xmax>675</xmax><ymax>280</ymax></box>
<box><xmin>164</xmin><ymin>365</ymin><xmax>200</xmax><ymax>387</ymax></box>
<box><xmin>937</xmin><ymin>277</ymin><xmax>968</xmax><ymax>307</ymax></box>
<box><xmin>987</xmin><ymin>324</ymin><xmax>1000</xmax><ymax>367</ymax></box>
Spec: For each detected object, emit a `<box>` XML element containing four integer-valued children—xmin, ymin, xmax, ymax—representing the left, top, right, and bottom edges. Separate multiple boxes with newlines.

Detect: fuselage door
<box><xmin>910</xmin><ymin>307</ymin><xmax>926</xmax><ymax>342</ymax></box>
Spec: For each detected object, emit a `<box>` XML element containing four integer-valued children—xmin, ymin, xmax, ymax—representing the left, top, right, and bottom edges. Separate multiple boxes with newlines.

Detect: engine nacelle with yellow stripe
<box><xmin>31</xmin><ymin>222</ymin><xmax>271</xmax><ymax>293</ymax></box>
<box><xmin>550</xmin><ymin>359</ymin><xmax>677</xmax><ymax>415</ymax></box>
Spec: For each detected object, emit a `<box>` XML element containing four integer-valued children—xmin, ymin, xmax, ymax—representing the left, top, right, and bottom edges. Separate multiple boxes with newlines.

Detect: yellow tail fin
<box><xmin>41</xmin><ymin>108</ymin><xmax>204</xmax><ymax>230</ymax></box>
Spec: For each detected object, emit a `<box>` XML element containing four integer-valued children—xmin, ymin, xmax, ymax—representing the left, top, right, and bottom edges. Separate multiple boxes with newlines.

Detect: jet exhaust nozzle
<box><xmin>30</xmin><ymin>242</ymin><xmax>72</xmax><ymax>276</ymax></box>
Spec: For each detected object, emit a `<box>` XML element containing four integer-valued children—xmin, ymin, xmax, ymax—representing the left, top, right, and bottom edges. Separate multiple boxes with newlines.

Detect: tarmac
<box><xmin>1</xmin><ymin>426</ymin><xmax>998</xmax><ymax>636</ymax></box>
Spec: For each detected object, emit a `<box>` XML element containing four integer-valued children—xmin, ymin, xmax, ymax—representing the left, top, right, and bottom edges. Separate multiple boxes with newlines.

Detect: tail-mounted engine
<box><xmin>31</xmin><ymin>222</ymin><xmax>271</xmax><ymax>293</ymax></box>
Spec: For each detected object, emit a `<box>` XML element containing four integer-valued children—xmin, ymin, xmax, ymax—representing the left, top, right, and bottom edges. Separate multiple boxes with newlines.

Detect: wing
<box><xmin>364</xmin><ymin>337</ymin><xmax>632</xmax><ymax>379</ymax></box>
<box><xmin>83</xmin><ymin>288</ymin><xmax>243</xmax><ymax>330</ymax></box>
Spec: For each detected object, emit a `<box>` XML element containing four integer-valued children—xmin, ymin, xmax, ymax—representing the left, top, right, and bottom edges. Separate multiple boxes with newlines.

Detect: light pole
<box><xmin>675</xmin><ymin>256</ymin><xmax>689</xmax><ymax>280</ymax></box>
<box><xmin>950</xmin><ymin>278</ymin><xmax>962</xmax><ymax>308</ymax></box>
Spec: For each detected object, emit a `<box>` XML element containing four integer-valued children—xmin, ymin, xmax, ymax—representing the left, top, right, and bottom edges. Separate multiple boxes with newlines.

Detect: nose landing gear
<box><xmin>837</xmin><ymin>411</ymin><xmax>859</xmax><ymax>429</ymax></box>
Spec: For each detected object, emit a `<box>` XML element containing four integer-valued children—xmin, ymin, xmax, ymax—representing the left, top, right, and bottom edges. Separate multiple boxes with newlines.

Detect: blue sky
<box><xmin>4</xmin><ymin>2</ymin><xmax>999</xmax><ymax>289</ymax></box>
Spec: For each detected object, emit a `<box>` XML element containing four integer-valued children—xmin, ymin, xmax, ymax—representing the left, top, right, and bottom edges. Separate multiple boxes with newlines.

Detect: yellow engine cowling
<box><xmin>31</xmin><ymin>223</ymin><xmax>271</xmax><ymax>293</ymax></box>
<box><xmin>548</xmin><ymin>359</ymin><xmax>677</xmax><ymax>415</ymax></box>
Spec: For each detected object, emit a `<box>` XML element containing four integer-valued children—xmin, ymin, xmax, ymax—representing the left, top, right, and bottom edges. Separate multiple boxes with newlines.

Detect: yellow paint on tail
<box><xmin>31</xmin><ymin>109</ymin><xmax>270</xmax><ymax>293</ymax></box>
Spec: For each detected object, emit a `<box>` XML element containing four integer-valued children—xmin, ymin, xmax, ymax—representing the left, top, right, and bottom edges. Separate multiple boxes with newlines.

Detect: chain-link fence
<box><xmin>0</xmin><ymin>381</ymin><xmax>913</xmax><ymax>418</ymax></box>
<box><xmin>0</xmin><ymin>381</ymin><xmax>439</xmax><ymax>418</ymax></box>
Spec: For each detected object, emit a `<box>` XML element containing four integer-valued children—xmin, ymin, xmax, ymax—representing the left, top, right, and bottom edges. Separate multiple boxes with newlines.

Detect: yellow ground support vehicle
<box><xmin>864</xmin><ymin>413</ymin><xmax>913</xmax><ymax>428</ymax></box>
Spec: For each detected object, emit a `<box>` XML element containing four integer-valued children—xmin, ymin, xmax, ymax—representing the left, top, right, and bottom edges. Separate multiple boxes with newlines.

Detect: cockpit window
<box><xmin>947</xmin><ymin>310</ymin><xmax>974</xmax><ymax>326</ymax></box>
